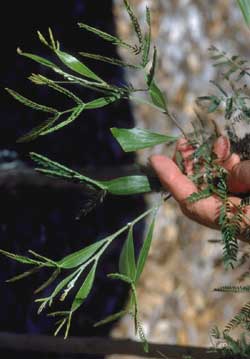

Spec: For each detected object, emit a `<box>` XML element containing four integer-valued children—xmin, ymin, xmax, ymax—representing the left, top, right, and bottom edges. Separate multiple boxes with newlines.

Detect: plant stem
<box><xmin>130</xmin><ymin>95</ymin><xmax>188</xmax><ymax>138</ymax></box>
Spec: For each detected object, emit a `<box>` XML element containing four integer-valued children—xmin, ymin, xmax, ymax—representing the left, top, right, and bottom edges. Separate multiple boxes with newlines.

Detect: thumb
<box><xmin>150</xmin><ymin>155</ymin><xmax>197</xmax><ymax>202</ymax></box>
<box><xmin>228</xmin><ymin>161</ymin><xmax>250</xmax><ymax>193</ymax></box>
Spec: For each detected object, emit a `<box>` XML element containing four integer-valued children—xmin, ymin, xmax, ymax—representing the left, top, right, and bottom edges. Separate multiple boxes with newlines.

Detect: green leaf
<box><xmin>30</xmin><ymin>152</ymin><xmax>76</xmax><ymax>176</ymax></box>
<box><xmin>46</xmin><ymin>270</ymin><xmax>81</xmax><ymax>304</ymax></box>
<box><xmin>40</xmin><ymin>105</ymin><xmax>85</xmax><ymax>135</ymax></box>
<box><xmin>142</xmin><ymin>7</ymin><xmax>151</xmax><ymax>67</ymax></box>
<box><xmin>101</xmin><ymin>175</ymin><xmax>151</xmax><ymax>195</ymax></box>
<box><xmin>78</xmin><ymin>22</ymin><xmax>132</xmax><ymax>50</ymax></box>
<box><xmin>149</xmin><ymin>81</ymin><xmax>168</xmax><ymax>110</ymax></box>
<box><xmin>94</xmin><ymin>310</ymin><xmax>128</xmax><ymax>327</ymax></box>
<box><xmin>208</xmin><ymin>97</ymin><xmax>221</xmax><ymax>113</ymax></box>
<box><xmin>29</xmin><ymin>75</ymin><xmax>83</xmax><ymax>105</ymax></box>
<box><xmin>135</xmin><ymin>212</ymin><xmax>157</xmax><ymax>282</ymax></box>
<box><xmin>85</xmin><ymin>96</ymin><xmax>119</xmax><ymax>110</ymax></box>
<box><xmin>0</xmin><ymin>249</ymin><xmax>50</xmax><ymax>267</ymax></box>
<box><xmin>6</xmin><ymin>266</ymin><xmax>42</xmax><ymax>283</ymax></box>
<box><xmin>30</xmin><ymin>152</ymin><xmax>107</xmax><ymax>190</ymax></box>
<box><xmin>147</xmin><ymin>47</ymin><xmax>157</xmax><ymax>87</ymax></box>
<box><xmin>71</xmin><ymin>263</ymin><xmax>97</xmax><ymax>312</ymax></box>
<box><xmin>237</xmin><ymin>0</ymin><xmax>250</xmax><ymax>26</ymax></box>
<box><xmin>187</xmin><ymin>188</ymin><xmax>211</xmax><ymax>203</ymax></box>
<box><xmin>119</xmin><ymin>226</ymin><xmax>136</xmax><ymax>280</ymax></box>
<box><xmin>17</xmin><ymin>114</ymin><xmax>60</xmax><ymax>143</ymax></box>
<box><xmin>79</xmin><ymin>52</ymin><xmax>140</xmax><ymax>69</ymax></box>
<box><xmin>111</xmin><ymin>127</ymin><xmax>177</xmax><ymax>152</ymax></box>
<box><xmin>55</xmin><ymin>49</ymin><xmax>103</xmax><ymax>82</ymax></box>
<box><xmin>17</xmin><ymin>48</ymin><xmax>59</xmax><ymax>70</ymax></box>
<box><xmin>57</xmin><ymin>239</ymin><xmax>107</xmax><ymax>269</ymax></box>
<box><xmin>107</xmin><ymin>272</ymin><xmax>133</xmax><ymax>284</ymax></box>
<box><xmin>5</xmin><ymin>88</ymin><xmax>58</xmax><ymax>114</ymax></box>
<box><xmin>34</xmin><ymin>268</ymin><xmax>60</xmax><ymax>294</ymax></box>
<box><xmin>124</xmin><ymin>0</ymin><xmax>143</xmax><ymax>45</ymax></box>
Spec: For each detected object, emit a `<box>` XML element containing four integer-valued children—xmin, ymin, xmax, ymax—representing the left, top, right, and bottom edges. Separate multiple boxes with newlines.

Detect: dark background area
<box><xmin>0</xmin><ymin>1</ymin><xmax>145</xmax><ymax>357</ymax></box>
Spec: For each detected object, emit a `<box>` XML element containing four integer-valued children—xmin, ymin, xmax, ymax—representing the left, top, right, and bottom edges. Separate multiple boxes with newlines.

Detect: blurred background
<box><xmin>108</xmin><ymin>0</ymin><xmax>250</xmax><ymax>357</ymax></box>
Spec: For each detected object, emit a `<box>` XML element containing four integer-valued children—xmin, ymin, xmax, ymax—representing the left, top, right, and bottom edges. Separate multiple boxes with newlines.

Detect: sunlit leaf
<box><xmin>149</xmin><ymin>81</ymin><xmax>168</xmax><ymax>110</ymax></box>
<box><xmin>57</xmin><ymin>239</ymin><xmax>107</xmax><ymax>269</ymax></box>
<box><xmin>119</xmin><ymin>226</ymin><xmax>136</xmax><ymax>280</ymax></box>
<box><xmin>55</xmin><ymin>49</ymin><xmax>103</xmax><ymax>82</ymax></box>
<box><xmin>85</xmin><ymin>96</ymin><xmax>119</xmax><ymax>110</ymax></box>
<box><xmin>101</xmin><ymin>175</ymin><xmax>151</xmax><ymax>195</ymax></box>
<box><xmin>146</xmin><ymin>47</ymin><xmax>157</xmax><ymax>87</ymax></box>
<box><xmin>111</xmin><ymin>127</ymin><xmax>177</xmax><ymax>152</ymax></box>
<box><xmin>135</xmin><ymin>211</ymin><xmax>157</xmax><ymax>282</ymax></box>
<box><xmin>17</xmin><ymin>48</ymin><xmax>59</xmax><ymax>70</ymax></box>
<box><xmin>71</xmin><ymin>263</ymin><xmax>97</xmax><ymax>312</ymax></box>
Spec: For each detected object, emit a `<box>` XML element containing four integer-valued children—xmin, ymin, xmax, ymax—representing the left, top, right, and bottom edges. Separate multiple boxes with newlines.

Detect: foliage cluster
<box><xmin>2</xmin><ymin>0</ymin><xmax>250</xmax><ymax>356</ymax></box>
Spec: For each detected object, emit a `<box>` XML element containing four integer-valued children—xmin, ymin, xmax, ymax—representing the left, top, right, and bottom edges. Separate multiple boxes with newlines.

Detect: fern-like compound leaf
<box><xmin>79</xmin><ymin>52</ymin><xmax>141</xmax><ymax>69</ymax></box>
<box><xmin>5</xmin><ymin>88</ymin><xmax>58</xmax><ymax>114</ymax></box>
<box><xmin>124</xmin><ymin>0</ymin><xmax>143</xmax><ymax>47</ymax></box>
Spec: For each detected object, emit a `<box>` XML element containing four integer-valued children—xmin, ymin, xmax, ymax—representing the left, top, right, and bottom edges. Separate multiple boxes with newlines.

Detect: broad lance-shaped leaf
<box><xmin>101</xmin><ymin>175</ymin><xmax>151</xmax><ymax>195</ymax></box>
<box><xmin>119</xmin><ymin>226</ymin><xmax>136</xmax><ymax>280</ymax></box>
<box><xmin>85</xmin><ymin>96</ymin><xmax>119</xmax><ymax>110</ymax></box>
<box><xmin>5</xmin><ymin>88</ymin><xmax>58</xmax><ymax>114</ymax></box>
<box><xmin>149</xmin><ymin>81</ymin><xmax>168</xmax><ymax>110</ymax></box>
<box><xmin>55</xmin><ymin>49</ymin><xmax>103</xmax><ymax>83</ymax></box>
<box><xmin>71</xmin><ymin>263</ymin><xmax>97</xmax><ymax>312</ymax></box>
<box><xmin>17</xmin><ymin>48</ymin><xmax>59</xmax><ymax>70</ymax></box>
<box><xmin>147</xmin><ymin>47</ymin><xmax>157</xmax><ymax>88</ymax></box>
<box><xmin>135</xmin><ymin>210</ymin><xmax>157</xmax><ymax>282</ymax></box>
<box><xmin>237</xmin><ymin>0</ymin><xmax>250</xmax><ymax>27</ymax></box>
<box><xmin>111</xmin><ymin>127</ymin><xmax>178</xmax><ymax>152</ymax></box>
<box><xmin>57</xmin><ymin>239</ymin><xmax>107</xmax><ymax>269</ymax></box>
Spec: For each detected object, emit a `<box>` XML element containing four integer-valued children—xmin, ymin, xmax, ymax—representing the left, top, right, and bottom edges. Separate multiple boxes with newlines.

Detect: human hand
<box><xmin>150</xmin><ymin>136</ymin><xmax>250</xmax><ymax>238</ymax></box>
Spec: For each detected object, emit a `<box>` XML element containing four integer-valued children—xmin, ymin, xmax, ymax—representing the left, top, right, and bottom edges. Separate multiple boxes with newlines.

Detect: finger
<box><xmin>212</xmin><ymin>136</ymin><xmax>240</xmax><ymax>171</ymax></box>
<box><xmin>174</xmin><ymin>138</ymin><xmax>195</xmax><ymax>175</ymax></box>
<box><xmin>228</xmin><ymin>161</ymin><xmax>250</xmax><ymax>193</ymax></box>
<box><xmin>150</xmin><ymin>155</ymin><xmax>197</xmax><ymax>202</ymax></box>
<box><xmin>213</xmin><ymin>136</ymin><xmax>231</xmax><ymax>161</ymax></box>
